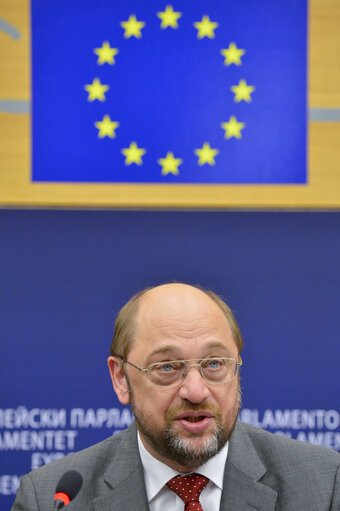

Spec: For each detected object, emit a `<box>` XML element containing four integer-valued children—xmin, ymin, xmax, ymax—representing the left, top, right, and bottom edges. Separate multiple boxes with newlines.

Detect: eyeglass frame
<box><xmin>112</xmin><ymin>353</ymin><xmax>243</xmax><ymax>387</ymax></box>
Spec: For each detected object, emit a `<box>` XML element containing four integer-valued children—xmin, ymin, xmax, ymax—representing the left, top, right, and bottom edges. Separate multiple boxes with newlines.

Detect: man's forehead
<box><xmin>138</xmin><ymin>283</ymin><xmax>221</xmax><ymax>315</ymax></box>
<box><xmin>135</xmin><ymin>283</ymin><xmax>230</xmax><ymax>332</ymax></box>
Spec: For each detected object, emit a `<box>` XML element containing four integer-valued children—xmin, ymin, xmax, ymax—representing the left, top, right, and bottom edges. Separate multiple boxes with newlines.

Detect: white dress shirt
<box><xmin>137</xmin><ymin>432</ymin><xmax>229</xmax><ymax>511</ymax></box>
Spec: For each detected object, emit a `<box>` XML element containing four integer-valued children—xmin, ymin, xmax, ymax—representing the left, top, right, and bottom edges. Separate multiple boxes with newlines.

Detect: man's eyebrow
<box><xmin>144</xmin><ymin>346</ymin><xmax>184</xmax><ymax>365</ymax></box>
<box><xmin>147</xmin><ymin>346</ymin><xmax>177</xmax><ymax>358</ymax></box>
<box><xmin>205</xmin><ymin>341</ymin><xmax>234</xmax><ymax>354</ymax></box>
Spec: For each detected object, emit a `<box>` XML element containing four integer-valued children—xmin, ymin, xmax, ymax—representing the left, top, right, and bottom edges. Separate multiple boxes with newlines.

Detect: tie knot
<box><xmin>166</xmin><ymin>473</ymin><xmax>209</xmax><ymax>505</ymax></box>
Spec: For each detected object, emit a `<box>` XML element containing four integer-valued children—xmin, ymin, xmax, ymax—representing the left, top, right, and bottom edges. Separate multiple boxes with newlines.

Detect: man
<box><xmin>12</xmin><ymin>283</ymin><xmax>340</xmax><ymax>510</ymax></box>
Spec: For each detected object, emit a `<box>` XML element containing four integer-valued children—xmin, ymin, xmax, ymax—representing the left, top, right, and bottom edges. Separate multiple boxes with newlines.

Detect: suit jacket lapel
<box><xmin>91</xmin><ymin>467</ymin><xmax>149</xmax><ymax>511</ymax></box>
<box><xmin>91</xmin><ymin>422</ymin><xmax>150</xmax><ymax>511</ymax></box>
<box><xmin>220</xmin><ymin>422</ymin><xmax>278</xmax><ymax>511</ymax></box>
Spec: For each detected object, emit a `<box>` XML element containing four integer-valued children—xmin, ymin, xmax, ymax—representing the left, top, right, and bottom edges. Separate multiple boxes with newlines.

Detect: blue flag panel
<box><xmin>31</xmin><ymin>1</ymin><xmax>307</xmax><ymax>183</ymax></box>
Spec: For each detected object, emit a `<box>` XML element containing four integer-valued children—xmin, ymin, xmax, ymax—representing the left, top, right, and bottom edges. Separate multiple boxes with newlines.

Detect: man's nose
<box><xmin>177</xmin><ymin>365</ymin><xmax>210</xmax><ymax>403</ymax></box>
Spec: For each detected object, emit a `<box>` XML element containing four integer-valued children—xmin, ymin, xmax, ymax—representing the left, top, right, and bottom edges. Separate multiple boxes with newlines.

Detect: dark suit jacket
<box><xmin>12</xmin><ymin>421</ymin><xmax>340</xmax><ymax>510</ymax></box>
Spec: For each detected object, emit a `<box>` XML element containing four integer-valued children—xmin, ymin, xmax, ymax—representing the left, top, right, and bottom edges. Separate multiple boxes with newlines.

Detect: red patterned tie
<box><xmin>166</xmin><ymin>473</ymin><xmax>209</xmax><ymax>510</ymax></box>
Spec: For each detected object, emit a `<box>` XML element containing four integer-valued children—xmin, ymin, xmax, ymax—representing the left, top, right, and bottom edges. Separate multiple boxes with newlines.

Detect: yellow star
<box><xmin>231</xmin><ymin>79</ymin><xmax>255</xmax><ymax>102</ymax></box>
<box><xmin>193</xmin><ymin>15</ymin><xmax>218</xmax><ymax>39</ymax></box>
<box><xmin>194</xmin><ymin>143</ymin><xmax>219</xmax><ymax>166</ymax></box>
<box><xmin>120</xmin><ymin>14</ymin><xmax>145</xmax><ymax>38</ymax></box>
<box><xmin>84</xmin><ymin>78</ymin><xmax>109</xmax><ymax>102</ymax></box>
<box><xmin>220</xmin><ymin>42</ymin><xmax>245</xmax><ymax>66</ymax></box>
<box><xmin>221</xmin><ymin>116</ymin><xmax>245</xmax><ymax>139</ymax></box>
<box><xmin>157</xmin><ymin>5</ymin><xmax>182</xmax><ymax>29</ymax></box>
<box><xmin>158</xmin><ymin>152</ymin><xmax>182</xmax><ymax>175</ymax></box>
<box><xmin>94</xmin><ymin>41</ymin><xmax>119</xmax><ymax>65</ymax></box>
<box><xmin>94</xmin><ymin>115</ymin><xmax>119</xmax><ymax>138</ymax></box>
<box><xmin>121</xmin><ymin>142</ymin><xmax>146</xmax><ymax>165</ymax></box>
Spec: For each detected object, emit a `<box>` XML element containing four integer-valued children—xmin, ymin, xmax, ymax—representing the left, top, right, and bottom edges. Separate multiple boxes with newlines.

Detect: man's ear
<box><xmin>107</xmin><ymin>356</ymin><xmax>130</xmax><ymax>405</ymax></box>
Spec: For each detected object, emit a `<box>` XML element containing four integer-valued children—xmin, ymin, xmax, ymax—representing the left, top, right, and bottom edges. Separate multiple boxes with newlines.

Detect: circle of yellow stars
<box><xmin>84</xmin><ymin>6</ymin><xmax>255</xmax><ymax>176</ymax></box>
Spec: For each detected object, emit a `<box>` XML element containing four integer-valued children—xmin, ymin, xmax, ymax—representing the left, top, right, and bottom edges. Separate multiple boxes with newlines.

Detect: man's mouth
<box><xmin>174</xmin><ymin>411</ymin><xmax>215</xmax><ymax>433</ymax></box>
<box><xmin>182</xmin><ymin>416</ymin><xmax>207</xmax><ymax>423</ymax></box>
<box><xmin>175</xmin><ymin>411</ymin><xmax>214</xmax><ymax>421</ymax></box>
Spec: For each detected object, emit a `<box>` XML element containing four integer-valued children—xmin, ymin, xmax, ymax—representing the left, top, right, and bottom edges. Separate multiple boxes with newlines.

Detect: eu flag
<box><xmin>31</xmin><ymin>1</ymin><xmax>307</xmax><ymax>183</ymax></box>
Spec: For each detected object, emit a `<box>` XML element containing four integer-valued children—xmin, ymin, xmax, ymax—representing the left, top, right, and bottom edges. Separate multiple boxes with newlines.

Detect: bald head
<box><xmin>110</xmin><ymin>283</ymin><xmax>243</xmax><ymax>358</ymax></box>
<box><xmin>138</xmin><ymin>283</ymin><xmax>222</xmax><ymax>322</ymax></box>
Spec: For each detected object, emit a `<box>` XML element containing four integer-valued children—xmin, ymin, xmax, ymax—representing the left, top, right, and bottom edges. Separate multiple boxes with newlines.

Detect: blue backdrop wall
<box><xmin>1</xmin><ymin>210</ymin><xmax>339</xmax><ymax>509</ymax></box>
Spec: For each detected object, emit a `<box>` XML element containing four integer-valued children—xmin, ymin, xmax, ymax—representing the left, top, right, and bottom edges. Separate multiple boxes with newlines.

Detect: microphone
<box><xmin>54</xmin><ymin>470</ymin><xmax>83</xmax><ymax>509</ymax></box>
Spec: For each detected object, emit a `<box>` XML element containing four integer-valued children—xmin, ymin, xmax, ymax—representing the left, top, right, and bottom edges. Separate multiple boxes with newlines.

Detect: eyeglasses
<box><xmin>113</xmin><ymin>354</ymin><xmax>242</xmax><ymax>387</ymax></box>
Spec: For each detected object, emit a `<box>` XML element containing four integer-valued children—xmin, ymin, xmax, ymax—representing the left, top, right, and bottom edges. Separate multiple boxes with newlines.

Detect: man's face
<box><xmin>114</xmin><ymin>284</ymin><xmax>241</xmax><ymax>472</ymax></box>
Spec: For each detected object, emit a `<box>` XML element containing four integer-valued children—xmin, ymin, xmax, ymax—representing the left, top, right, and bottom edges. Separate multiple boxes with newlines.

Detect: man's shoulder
<box><xmin>12</xmin><ymin>423</ymin><xmax>145</xmax><ymax>510</ymax></box>
<box><xmin>223</xmin><ymin>422</ymin><xmax>340</xmax><ymax>509</ymax></box>
<box><xmin>27</xmin><ymin>423</ymin><xmax>136</xmax><ymax>484</ymax></box>
<box><xmin>236</xmin><ymin>421</ymin><xmax>340</xmax><ymax>469</ymax></box>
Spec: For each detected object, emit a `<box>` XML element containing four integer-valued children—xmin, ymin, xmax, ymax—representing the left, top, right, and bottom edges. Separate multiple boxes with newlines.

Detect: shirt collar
<box><xmin>137</xmin><ymin>431</ymin><xmax>229</xmax><ymax>502</ymax></box>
